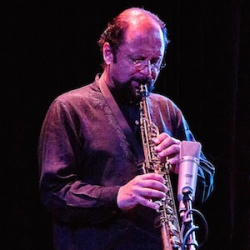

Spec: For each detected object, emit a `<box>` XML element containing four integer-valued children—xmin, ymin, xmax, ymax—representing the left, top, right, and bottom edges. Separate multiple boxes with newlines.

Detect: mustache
<box><xmin>133</xmin><ymin>76</ymin><xmax>152</xmax><ymax>85</ymax></box>
<box><xmin>132</xmin><ymin>77</ymin><xmax>155</xmax><ymax>92</ymax></box>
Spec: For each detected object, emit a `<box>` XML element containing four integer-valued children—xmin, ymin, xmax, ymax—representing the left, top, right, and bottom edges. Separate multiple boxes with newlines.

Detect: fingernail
<box><xmin>154</xmin><ymin>204</ymin><xmax>160</xmax><ymax>211</ymax></box>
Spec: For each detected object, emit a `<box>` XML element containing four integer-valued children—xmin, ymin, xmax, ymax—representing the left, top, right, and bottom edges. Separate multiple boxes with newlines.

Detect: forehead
<box><xmin>121</xmin><ymin>20</ymin><xmax>165</xmax><ymax>56</ymax></box>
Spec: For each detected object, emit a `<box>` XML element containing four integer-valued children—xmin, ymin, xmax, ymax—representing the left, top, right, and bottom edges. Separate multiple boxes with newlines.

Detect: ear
<box><xmin>103</xmin><ymin>42</ymin><xmax>113</xmax><ymax>65</ymax></box>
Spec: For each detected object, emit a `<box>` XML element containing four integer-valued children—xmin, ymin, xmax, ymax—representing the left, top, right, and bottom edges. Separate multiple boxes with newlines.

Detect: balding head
<box><xmin>119</xmin><ymin>8</ymin><xmax>164</xmax><ymax>47</ymax></box>
<box><xmin>98</xmin><ymin>7</ymin><xmax>169</xmax><ymax>64</ymax></box>
<box><xmin>118</xmin><ymin>7</ymin><xmax>163</xmax><ymax>26</ymax></box>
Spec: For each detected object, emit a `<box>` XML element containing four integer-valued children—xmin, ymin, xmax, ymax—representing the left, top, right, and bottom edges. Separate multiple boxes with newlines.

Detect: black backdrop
<box><xmin>3</xmin><ymin>1</ymin><xmax>250</xmax><ymax>249</ymax></box>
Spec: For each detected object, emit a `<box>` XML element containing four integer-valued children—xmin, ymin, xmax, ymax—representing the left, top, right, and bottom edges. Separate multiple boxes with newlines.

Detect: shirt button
<box><xmin>135</xmin><ymin>120</ymin><xmax>139</xmax><ymax>125</ymax></box>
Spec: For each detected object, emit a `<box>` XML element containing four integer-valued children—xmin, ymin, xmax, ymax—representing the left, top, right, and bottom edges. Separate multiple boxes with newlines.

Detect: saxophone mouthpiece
<box><xmin>139</xmin><ymin>83</ymin><xmax>149</xmax><ymax>98</ymax></box>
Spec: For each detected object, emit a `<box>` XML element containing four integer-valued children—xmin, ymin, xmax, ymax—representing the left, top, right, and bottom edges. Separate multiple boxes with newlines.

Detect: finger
<box><xmin>138</xmin><ymin>195</ymin><xmax>162</xmax><ymax>210</ymax></box>
<box><xmin>169</xmin><ymin>163</ymin><xmax>179</xmax><ymax>174</ymax></box>
<box><xmin>136</xmin><ymin>186</ymin><xmax>167</xmax><ymax>200</ymax></box>
<box><xmin>156</xmin><ymin>133</ymin><xmax>180</xmax><ymax>146</ymax></box>
<box><xmin>157</xmin><ymin>143</ymin><xmax>180</xmax><ymax>158</ymax></box>
<box><xmin>155</xmin><ymin>137</ymin><xmax>180</xmax><ymax>153</ymax></box>
<box><xmin>166</xmin><ymin>154</ymin><xmax>180</xmax><ymax>166</ymax></box>
<box><xmin>174</xmin><ymin>164</ymin><xmax>179</xmax><ymax>174</ymax></box>
<box><xmin>137</xmin><ymin>181</ymin><xmax>167</xmax><ymax>194</ymax></box>
<box><xmin>140</xmin><ymin>173</ymin><xmax>165</xmax><ymax>183</ymax></box>
<box><xmin>153</xmin><ymin>132</ymin><xmax>171</xmax><ymax>144</ymax></box>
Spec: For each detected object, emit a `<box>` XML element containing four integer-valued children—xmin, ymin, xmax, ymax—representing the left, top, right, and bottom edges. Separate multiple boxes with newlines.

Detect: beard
<box><xmin>110</xmin><ymin>76</ymin><xmax>155</xmax><ymax>103</ymax></box>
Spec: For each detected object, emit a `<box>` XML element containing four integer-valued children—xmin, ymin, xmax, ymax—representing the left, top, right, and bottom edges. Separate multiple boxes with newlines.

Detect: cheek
<box><xmin>110</xmin><ymin>62</ymin><xmax>135</xmax><ymax>80</ymax></box>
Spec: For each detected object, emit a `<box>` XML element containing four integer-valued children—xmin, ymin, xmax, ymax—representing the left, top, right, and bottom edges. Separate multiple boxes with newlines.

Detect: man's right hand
<box><xmin>117</xmin><ymin>173</ymin><xmax>167</xmax><ymax>211</ymax></box>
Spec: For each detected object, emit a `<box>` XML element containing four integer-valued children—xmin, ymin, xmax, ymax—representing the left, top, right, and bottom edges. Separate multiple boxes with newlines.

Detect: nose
<box><xmin>139</xmin><ymin>61</ymin><xmax>158</xmax><ymax>80</ymax></box>
<box><xmin>140</xmin><ymin>61</ymin><xmax>153</xmax><ymax>76</ymax></box>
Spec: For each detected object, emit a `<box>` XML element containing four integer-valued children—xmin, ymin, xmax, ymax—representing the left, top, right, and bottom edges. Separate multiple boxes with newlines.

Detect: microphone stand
<box><xmin>181</xmin><ymin>188</ymin><xmax>199</xmax><ymax>250</ymax></box>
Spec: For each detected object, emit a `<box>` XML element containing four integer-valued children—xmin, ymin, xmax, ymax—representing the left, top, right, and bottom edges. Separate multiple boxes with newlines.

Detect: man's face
<box><xmin>107</xmin><ymin>22</ymin><xmax>165</xmax><ymax>101</ymax></box>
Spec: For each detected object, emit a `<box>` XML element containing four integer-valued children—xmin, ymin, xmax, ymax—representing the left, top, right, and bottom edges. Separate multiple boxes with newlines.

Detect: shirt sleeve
<box><xmin>38</xmin><ymin>99</ymin><xmax>121</xmax><ymax>226</ymax></box>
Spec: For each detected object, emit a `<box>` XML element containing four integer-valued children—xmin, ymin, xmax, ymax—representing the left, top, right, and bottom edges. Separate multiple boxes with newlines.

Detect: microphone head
<box><xmin>180</xmin><ymin>141</ymin><xmax>201</xmax><ymax>159</ymax></box>
<box><xmin>178</xmin><ymin>141</ymin><xmax>201</xmax><ymax>202</ymax></box>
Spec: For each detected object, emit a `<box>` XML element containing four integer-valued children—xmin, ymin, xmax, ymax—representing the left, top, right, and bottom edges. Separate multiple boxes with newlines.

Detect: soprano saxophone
<box><xmin>139</xmin><ymin>83</ymin><xmax>182</xmax><ymax>250</ymax></box>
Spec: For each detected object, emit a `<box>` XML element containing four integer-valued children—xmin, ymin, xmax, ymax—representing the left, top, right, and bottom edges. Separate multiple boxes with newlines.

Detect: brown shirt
<box><xmin>38</xmin><ymin>74</ymin><xmax>215</xmax><ymax>249</ymax></box>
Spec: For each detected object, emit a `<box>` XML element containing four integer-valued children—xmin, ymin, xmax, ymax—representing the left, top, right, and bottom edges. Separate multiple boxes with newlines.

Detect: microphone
<box><xmin>177</xmin><ymin>141</ymin><xmax>201</xmax><ymax>203</ymax></box>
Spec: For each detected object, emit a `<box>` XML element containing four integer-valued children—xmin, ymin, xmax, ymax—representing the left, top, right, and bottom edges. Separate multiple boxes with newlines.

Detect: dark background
<box><xmin>3</xmin><ymin>1</ymin><xmax>250</xmax><ymax>249</ymax></box>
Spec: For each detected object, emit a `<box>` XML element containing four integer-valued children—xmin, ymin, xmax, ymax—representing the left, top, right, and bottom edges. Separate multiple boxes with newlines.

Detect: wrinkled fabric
<box><xmin>38</xmin><ymin>75</ymin><xmax>215</xmax><ymax>250</ymax></box>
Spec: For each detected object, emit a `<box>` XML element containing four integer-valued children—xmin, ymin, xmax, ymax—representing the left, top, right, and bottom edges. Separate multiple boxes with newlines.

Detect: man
<box><xmin>38</xmin><ymin>7</ymin><xmax>215</xmax><ymax>250</ymax></box>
